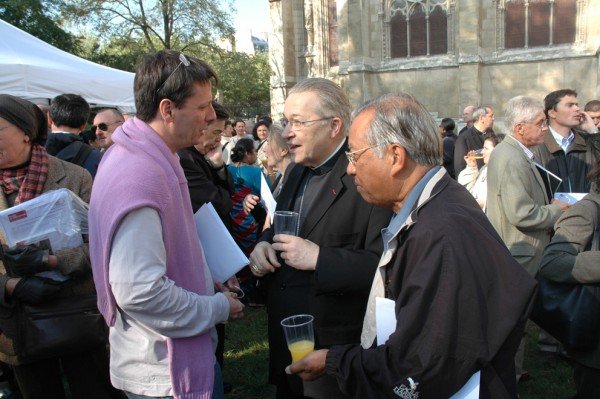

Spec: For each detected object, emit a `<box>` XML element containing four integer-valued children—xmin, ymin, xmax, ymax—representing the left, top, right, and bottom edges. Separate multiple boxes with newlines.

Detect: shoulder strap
<box><xmin>592</xmin><ymin>200</ymin><xmax>600</xmax><ymax>251</ymax></box>
<box><xmin>71</xmin><ymin>142</ymin><xmax>94</xmax><ymax>167</ymax></box>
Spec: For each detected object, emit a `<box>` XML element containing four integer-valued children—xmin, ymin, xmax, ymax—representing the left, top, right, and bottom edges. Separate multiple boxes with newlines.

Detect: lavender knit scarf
<box><xmin>89</xmin><ymin>118</ymin><xmax>214</xmax><ymax>398</ymax></box>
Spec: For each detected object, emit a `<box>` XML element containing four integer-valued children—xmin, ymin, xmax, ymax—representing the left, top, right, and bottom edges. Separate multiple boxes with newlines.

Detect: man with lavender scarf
<box><xmin>89</xmin><ymin>50</ymin><xmax>244</xmax><ymax>399</ymax></box>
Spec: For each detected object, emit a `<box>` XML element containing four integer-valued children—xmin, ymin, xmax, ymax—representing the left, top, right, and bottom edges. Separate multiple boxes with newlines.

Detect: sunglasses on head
<box><xmin>154</xmin><ymin>52</ymin><xmax>191</xmax><ymax>105</ymax></box>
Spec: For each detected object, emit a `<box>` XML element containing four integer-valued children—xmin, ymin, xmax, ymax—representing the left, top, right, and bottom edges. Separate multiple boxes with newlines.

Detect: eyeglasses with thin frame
<box><xmin>345</xmin><ymin>143</ymin><xmax>385</xmax><ymax>165</ymax></box>
<box><xmin>522</xmin><ymin>119</ymin><xmax>548</xmax><ymax>129</ymax></box>
<box><xmin>154</xmin><ymin>53</ymin><xmax>191</xmax><ymax>105</ymax></box>
<box><xmin>92</xmin><ymin>120</ymin><xmax>123</xmax><ymax>132</ymax></box>
<box><xmin>286</xmin><ymin>117</ymin><xmax>333</xmax><ymax>131</ymax></box>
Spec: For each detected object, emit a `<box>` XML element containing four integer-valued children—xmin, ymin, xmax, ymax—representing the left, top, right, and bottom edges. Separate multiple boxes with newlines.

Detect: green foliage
<box><xmin>0</xmin><ymin>0</ymin><xmax>79</xmax><ymax>53</ymax></box>
<box><xmin>51</xmin><ymin>0</ymin><xmax>270</xmax><ymax>112</ymax></box>
<box><xmin>77</xmin><ymin>35</ymin><xmax>147</xmax><ymax>72</ymax></box>
<box><xmin>62</xmin><ymin>0</ymin><xmax>235</xmax><ymax>52</ymax></box>
<box><xmin>207</xmin><ymin>51</ymin><xmax>270</xmax><ymax>112</ymax></box>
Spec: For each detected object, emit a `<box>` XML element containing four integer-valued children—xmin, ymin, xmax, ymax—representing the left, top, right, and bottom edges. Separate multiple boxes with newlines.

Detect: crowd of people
<box><xmin>0</xmin><ymin>48</ymin><xmax>598</xmax><ymax>399</ymax></box>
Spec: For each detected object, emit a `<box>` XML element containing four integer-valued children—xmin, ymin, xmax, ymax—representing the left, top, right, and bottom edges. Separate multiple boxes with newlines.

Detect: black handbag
<box><xmin>531</xmin><ymin>201</ymin><xmax>600</xmax><ymax>350</ymax></box>
<box><xmin>15</xmin><ymin>294</ymin><xmax>107</xmax><ymax>363</ymax></box>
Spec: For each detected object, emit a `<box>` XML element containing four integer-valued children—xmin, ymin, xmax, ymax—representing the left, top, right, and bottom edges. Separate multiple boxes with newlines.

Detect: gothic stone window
<box><xmin>504</xmin><ymin>0</ymin><xmax>577</xmax><ymax>48</ymax></box>
<box><xmin>390</xmin><ymin>0</ymin><xmax>449</xmax><ymax>58</ymax></box>
<box><xmin>328</xmin><ymin>0</ymin><xmax>339</xmax><ymax>66</ymax></box>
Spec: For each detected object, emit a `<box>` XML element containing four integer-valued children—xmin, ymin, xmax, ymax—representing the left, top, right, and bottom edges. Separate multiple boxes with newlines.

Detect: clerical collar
<box><xmin>473</xmin><ymin>125</ymin><xmax>485</xmax><ymax>135</ymax></box>
<box><xmin>310</xmin><ymin>139</ymin><xmax>346</xmax><ymax>176</ymax></box>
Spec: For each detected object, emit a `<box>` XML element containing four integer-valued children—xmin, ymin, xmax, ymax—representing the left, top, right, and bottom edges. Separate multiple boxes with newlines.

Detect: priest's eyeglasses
<box><xmin>287</xmin><ymin>117</ymin><xmax>333</xmax><ymax>131</ymax></box>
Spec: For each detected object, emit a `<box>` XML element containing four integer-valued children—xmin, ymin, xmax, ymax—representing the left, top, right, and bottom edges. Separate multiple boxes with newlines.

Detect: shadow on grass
<box><xmin>224</xmin><ymin>308</ymin><xmax>577</xmax><ymax>399</ymax></box>
<box><xmin>224</xmin><ymin>307</ymin><xmax>275</xmax><ymax>399</ymax></box>
<box><xmin>518</xmin><ymin>324</ymin><xmax>576</xmax><ymax>399</ymax></box>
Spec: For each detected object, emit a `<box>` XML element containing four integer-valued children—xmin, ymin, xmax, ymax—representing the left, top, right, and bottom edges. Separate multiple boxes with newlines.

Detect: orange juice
<box><xmin>288</xmin><ymin>340</ymin><xmax>314</xmax><ymax>362</ymax></box>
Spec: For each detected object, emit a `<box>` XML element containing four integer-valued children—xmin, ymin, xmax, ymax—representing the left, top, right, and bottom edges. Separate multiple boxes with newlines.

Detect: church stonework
<box><xmin>268</xmin><ymin>0</ymin><xmax>600</xmax><ymax>124</ymax></box>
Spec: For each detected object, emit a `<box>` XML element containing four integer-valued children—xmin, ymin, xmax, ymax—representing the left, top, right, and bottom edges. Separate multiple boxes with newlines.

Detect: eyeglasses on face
<box><xmin>154</xmin><ymin>52</ymin><xmax>191</xmax><ymax>104</ymax></box>
<box><xmin>522</xmin><ymin>119</ymin><xmax>548</xmax><ymax>129</ymax></box>
<box><xmin>92</xmin><ymin>121</ymin><xmax>122</xmax><ymax>131</ymax></box>
<box><xmin>345</xmin><ymin>143</ymin><xmax>385</xmax><ymax>165</ymax></box>
<box><xmin>285</xmin><ymin>117</ymin><xmax>333</xmax><ymax>131</ymax></box>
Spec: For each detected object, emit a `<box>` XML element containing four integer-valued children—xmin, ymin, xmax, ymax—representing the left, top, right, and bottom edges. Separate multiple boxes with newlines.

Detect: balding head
<box><xmin>93</xmin><ymin>108</ymin><xmax>124</xmax><ymax>149</ymax></box>
<box><xmin>462</xmin><ymin>105</ymin><xmax>476</xmax><ymax>125</ymax></box>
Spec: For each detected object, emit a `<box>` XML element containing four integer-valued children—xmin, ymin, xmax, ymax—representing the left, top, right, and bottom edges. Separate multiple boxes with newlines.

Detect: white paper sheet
<box><xmin>376</xmin><ymin>297</ymin><xmax>397</xmax><ymax>344</ymax></box>
<box><xmin>554</xmin><ymin>192</ymin><xmax>587</xmax><ymax>205</ymax></box>
<box><xmin>0</xmin><ymin>188</ymin><xmax>87</xmax><ymax>250</ymax></box>
<box><xmin>194</xmin><ymin>203</ymin><xmax>249</xmax><ymax>283</ymax></box>
<box><xmin>376</xmin><ymin>296</ymin><xmax>480</xmax><ymax>398</ymax></box>
<box><xmin>0</xmin><ymin>189</ymin><xmax>88</xmax><ymax>282</ymax></box>
<box><xmin>260</xmin><ymin>173</ymin><xmax>277</xmax><ymax>223</ymax></box>
<box><xmin>449</xmin><ymin>372</ymin><xmax>480</xmax><ymax>399</ymax></box>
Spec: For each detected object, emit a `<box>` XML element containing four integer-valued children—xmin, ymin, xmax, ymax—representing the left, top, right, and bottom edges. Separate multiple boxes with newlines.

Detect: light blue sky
<box><xmin>233</xmin><ymin>0</ymin><xmax>270</xmax><ymax>33</ymax></box>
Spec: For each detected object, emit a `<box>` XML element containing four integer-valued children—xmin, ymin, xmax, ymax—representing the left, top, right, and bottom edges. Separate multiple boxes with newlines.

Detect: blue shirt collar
<box><xmin>549</xmin><ymin>127</ymin><xmax>574</xmax><ymax>152</ymax></box>
<box><xmin>381</xmin><ymin>166</ymin><xmax>441</xmax><ymax>249</ymax></box>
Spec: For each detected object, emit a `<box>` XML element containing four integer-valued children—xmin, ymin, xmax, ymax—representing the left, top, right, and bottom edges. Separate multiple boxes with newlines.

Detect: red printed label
<box><xmin>8</xmin><ymin>210</ymin><xmax>27</xmax><ymax>222</ymax></box>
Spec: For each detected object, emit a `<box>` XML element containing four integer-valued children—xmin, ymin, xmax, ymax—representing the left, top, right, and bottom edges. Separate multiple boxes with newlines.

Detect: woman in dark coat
<box><xmin>0</xmin><ymin>95</ymin><xmax>118</xmax><ymax>399</ymax></box>
<box><xmin>539</xmin><ymin>158</ymin><xmax>600</xmax><ymax>398</ymax></box>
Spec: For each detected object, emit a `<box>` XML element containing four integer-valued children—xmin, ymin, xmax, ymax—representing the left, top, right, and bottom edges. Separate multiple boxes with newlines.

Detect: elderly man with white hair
<box><xmin>486</xmin><ymin>95</ymin><xmax>569</xmax><ymax>382</ymax></box>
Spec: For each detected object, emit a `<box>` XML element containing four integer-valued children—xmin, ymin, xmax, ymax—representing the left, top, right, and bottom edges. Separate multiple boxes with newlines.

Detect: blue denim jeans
<box><xmin>124</xmin><ymin>362</ymin><xmax>223</xmax><ymax>399</ymax></box>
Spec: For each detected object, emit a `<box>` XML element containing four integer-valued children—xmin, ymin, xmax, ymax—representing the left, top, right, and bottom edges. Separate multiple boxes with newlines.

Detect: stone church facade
<box><xmin>268</xmin><ymin>0</ymin><xmax>600</xmax><ymax>122</ymax></box>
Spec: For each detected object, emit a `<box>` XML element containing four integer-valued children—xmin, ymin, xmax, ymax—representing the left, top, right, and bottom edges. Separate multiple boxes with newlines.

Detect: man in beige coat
<box><xmin>486</xmin><ymin>95</ymin><xmax>569</xmax><ymax>382</ymax></box>
<box><xmin>487</xmin><ymin>96</ymin><xmax>568</xmax><ymax>275</ymax></box>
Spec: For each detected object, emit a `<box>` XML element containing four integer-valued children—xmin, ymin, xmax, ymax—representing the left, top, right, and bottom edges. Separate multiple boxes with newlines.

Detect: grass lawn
<box><xmin>224</xmin><ymin>308</ymin><xmax>576</xmax><ymax>398</ymax></box>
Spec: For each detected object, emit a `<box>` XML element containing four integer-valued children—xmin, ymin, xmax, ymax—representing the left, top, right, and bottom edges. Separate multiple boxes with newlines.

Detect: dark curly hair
<box><xmin>230</xmin><ymin>138</ymin><xmax>255</xmax><ymax>163</ymax></box>
<box><xmin>252</xmin><ymin>120</ymin><xmax>270</xmax><ymax>141</ymax></box>
<box><xmin>483</xmin><ymin>131</ymin><xmax>504</xmax><ymax>146</ymax></box>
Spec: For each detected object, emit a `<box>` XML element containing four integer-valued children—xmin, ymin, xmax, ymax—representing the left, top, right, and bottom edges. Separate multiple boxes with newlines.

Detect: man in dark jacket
<box><xmin>46</xmin><ymin>94</ymin><xmax>101</xmax><ymax>178</ymax></box>
<box><xmin>178</xmin><ymin>100</ymin><xmax>236</xmax><ymax>389</ymax></box>
<box><xmin>178</xmin><ymin>101</ymin><xmax>234</xmax><ymax>221</ymax></box>
<box><xmin>287</xmin><ymin>93</ymin><xmax>537</xmax><ymax>399</ymax></box>
<box><xmin>532</xmin><ymin>89</ymin><xmax>599</xmax><ymax>193</ymax></box>
<box><xmin>249</xmin><ymin>78</ymin><xmax>391</xmax><ymax>399</ymax></box>
<box><xmin>440</xmin><ymin>117</ymin><xmax>458</xmax><ymax>178</ymax></box>
<box><xmin>453</xmin><ymin>106</ymin><xmax>495</xmax><ymax>176</ymax></box>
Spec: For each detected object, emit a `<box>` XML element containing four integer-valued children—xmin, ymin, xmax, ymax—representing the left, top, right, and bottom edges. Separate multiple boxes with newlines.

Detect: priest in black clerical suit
<box><xmin>249</xmin><ymin>78</ymin><xmax>391</xmax><ymax>399</ymax></box>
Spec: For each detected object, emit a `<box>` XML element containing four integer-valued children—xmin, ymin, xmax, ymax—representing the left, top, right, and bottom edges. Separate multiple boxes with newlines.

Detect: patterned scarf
<box><xmin>0</xmin><ymin>144</ymin><xmax>49</xmax><ymax>205</ymax></box>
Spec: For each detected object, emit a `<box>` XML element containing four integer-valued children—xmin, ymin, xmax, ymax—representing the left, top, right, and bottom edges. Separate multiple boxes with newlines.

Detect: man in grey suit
<box><xmin>486</xmin><ymin>95</ymin><xmax>569</xmax><ymax>382</ymax></box>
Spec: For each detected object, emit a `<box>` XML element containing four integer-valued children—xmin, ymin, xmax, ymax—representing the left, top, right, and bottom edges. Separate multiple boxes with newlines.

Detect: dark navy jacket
<box><xmin>46</xmin><ymin>132</ymin><xmax>101</xmax><ymax>178</ymax></box>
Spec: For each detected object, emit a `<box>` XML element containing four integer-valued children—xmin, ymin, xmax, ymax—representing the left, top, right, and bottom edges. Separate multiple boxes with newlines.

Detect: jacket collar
<box><xmin>300</xmin><ymin>142</ymin><xmax>348</xmax><ymax>237</ymax></box>
<box><xmin>544</xmin><ymin>128</ymin><xmax>587</xmax><ymax>154</ymax></box>
<box><xmin>399</xmin><ymin>167</ymin><xmax>448</xmax><ymax>234</ymax></box>
<box><xmin>505</xmin><ymin>138</ymin><xmax>549</xmax><ymax>203</ymax></box>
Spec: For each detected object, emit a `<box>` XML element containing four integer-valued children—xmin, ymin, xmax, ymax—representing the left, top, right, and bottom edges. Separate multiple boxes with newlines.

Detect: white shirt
<box><xmin>549</xmin><ymin>126</ymin><xmax>574</xmax><ymax>153</ymax></box>
<box><xmin>108</xmin><ymin>207</ymin><xmax>229</xmax><ymax>396</ymax></box>
<box><xmin>508</xmin><ymin>135</ymin><xmax>535</xmax><ymax>160</ymax></box>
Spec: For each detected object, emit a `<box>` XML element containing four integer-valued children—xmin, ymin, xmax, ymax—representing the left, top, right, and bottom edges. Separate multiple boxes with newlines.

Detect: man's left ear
<box><xmin>390</xmin><ymin>144</ymin><xmax>407</xmax><ymax>177</ymax></box>
<box><xmin>160</xmin><ymin>99</ymin><xmax>175</xmax><ymax>124</ymax></box>
<box><xmin>329</xmin><ymin>117</ymin><xmax>343</xmax><ymax>139</ymax></box>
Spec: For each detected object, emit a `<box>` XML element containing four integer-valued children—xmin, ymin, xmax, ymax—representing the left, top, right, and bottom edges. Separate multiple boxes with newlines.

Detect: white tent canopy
<box><xmin>0</xmin><ymin>19</ymin><xmax>135</xmax><ymax>110</ymax></box>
